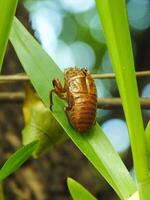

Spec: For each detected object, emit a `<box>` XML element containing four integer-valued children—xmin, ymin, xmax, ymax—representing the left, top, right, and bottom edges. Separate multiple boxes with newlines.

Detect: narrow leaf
<box><xmin>67</xmin><ymin>178</ymin><xmax>97</xmax><ymax>200</ymax></box>
<box><xmin>0</xmin><ymin>141</ymin><xmax>38</xmax><ymax>181</ymax></box>
<box><xmin>0</xmin><ymin>0</ymin><xmax>18</xmax><ymax>70</ymax></box>
<box><xmin>95</xmin><ymin>0</ymin><xmax>149</xmax><ymax>183</ymax></box>
<box><xmin>145</xmin><ymin>121</ymin><xmax>150</xmax><ymax>156</ymax></box>
<box><xmin>9</xmin><ymin>17</ymin><xmax>136</xmax><ymax>200</ymax></box>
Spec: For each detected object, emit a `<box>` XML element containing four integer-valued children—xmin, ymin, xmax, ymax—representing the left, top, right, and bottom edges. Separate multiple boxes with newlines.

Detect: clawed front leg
<box><xmin>49</xmin><ymin>79</ymin><xmax>66</xmax><ymax>111</ymax></box>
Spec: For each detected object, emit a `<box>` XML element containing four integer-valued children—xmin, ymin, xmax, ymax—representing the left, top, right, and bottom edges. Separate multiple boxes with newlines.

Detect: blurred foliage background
<box><xmin>0</xmin><ymin>0</ymin><xmax>150</xmax><ymax>199</ymax></box>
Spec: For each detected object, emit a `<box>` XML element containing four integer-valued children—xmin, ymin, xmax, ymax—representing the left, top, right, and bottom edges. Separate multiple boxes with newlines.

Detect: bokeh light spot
<box><xmin>102</xmin><ymin>119</ymin><xmax>130</xmax><ymax>154</ymax></box>
<box><xmin>59</xmin><ymin>0</ymin><xmax>95</xmax><ymax>13</ymax></box>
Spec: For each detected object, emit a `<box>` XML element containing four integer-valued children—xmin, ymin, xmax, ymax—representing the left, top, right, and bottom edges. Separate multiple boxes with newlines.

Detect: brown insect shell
<box><xmin>64</xmin><ymin>67</ymin><xmax>97</xmax><ymax>133</ymax></box>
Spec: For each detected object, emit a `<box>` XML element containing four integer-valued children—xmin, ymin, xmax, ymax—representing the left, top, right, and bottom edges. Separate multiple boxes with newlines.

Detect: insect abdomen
<box><xmin>69</xmin><ymin>94</ymin><xmax>97</xmax><ymax>133</ymax></box>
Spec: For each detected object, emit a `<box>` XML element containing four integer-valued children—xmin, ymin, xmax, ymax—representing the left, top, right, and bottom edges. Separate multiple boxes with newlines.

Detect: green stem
<box><xmin>0</xmin><ymin>0</ymin><xmax>18</xmax><ymax>70</ymax></box>
<box><xmin>95</xmin><ymin>0</ymin><xmax>149</xmax><ymax>198</ymax></box>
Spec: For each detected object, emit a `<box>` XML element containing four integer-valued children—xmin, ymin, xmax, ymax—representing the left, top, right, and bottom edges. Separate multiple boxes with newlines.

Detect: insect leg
<box><xmin>49</xmin><ymin>79</ymin><xmax>67</xmax><ymax>111</ymax></box>
<box><xmin>52</xmin><ymin>79</ymin><xmax>66</xmax><ymax>92</ymax></box>
<box><xmin>49</xmin><ymin>89</ymin><xmax>67</xmax><ymax>111</ymax></box>
<box><xmin>49</xmin><ymin>89</ymin><xmax>55</xmax><ymax>111</ymax></box>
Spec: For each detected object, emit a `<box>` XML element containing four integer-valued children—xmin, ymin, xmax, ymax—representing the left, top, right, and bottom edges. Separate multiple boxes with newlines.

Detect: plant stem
<box><xmin>0</xmin><ymin>92</ymin><xmax>25</xmax><ymax>103</ymax></box>
<box><xmin>0</xmin><ymin>70</ymin><xmax>149</xmax><ymax>82</ymax></box>
<box><xmin>0</xmin><ymin>0</ymin><xmax>18</xmax><ymax>70</ymax></box>
<box><xmin>0</xmin><ymin>73</ymin><xmax>29</xmax><ymax>82</ymax></box>
<box><xmin>0</xmin><ymin>92</ymin><xmax>150</xmax><ymax>110</ymax></box>
<box><xmin>97</xmin><ymin>97</ymin><xmax>150</xmax><ymax>109</ymax></box>
<box><xmin>92</xmin><ymin>70</ymin><xmax>150</xmax><ymax>79</ymax></box>
<box><xmin>95</xmin><ymin>1</ymin><xmax>149</xmax><ymax>199</ymax></box>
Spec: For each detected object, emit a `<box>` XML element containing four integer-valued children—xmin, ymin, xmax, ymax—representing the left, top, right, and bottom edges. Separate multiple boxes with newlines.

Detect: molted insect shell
<box><xmin>50</xmin><ymin>67</ymin><xmax>97</xmax><ymax>133</ymax></box>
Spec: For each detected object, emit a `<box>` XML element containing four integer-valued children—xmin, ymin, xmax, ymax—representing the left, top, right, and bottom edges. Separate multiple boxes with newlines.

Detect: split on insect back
<box><xmin>49</xmin><ymin>67</ymin><xmax>97</xmax><ymax>133</ymax></box>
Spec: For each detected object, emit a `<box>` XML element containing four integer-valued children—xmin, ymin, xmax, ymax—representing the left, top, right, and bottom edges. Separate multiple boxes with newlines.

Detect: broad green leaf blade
<box><xmin>67</xmin><ymin>178</ymin><xmax>97</xmax><ymax>200</ymax></box>
<box><xmin>9</xmin><ymin>17</ymin><xmax>136</xmax><ymax>200</ymax></box>
<box><xmin>95</xmin><ymin>0</ymin><xmax>149</xmax><ymax>183</ymax></box>
<box><xmin>0</xmin><ymin>141</ymin><xmax>38</xmax><ymax>181</ymax></box>
<box><xmin>0</xmin><ymin>0</ymin><xmax>18</xmax><ymax>70</ymax></box>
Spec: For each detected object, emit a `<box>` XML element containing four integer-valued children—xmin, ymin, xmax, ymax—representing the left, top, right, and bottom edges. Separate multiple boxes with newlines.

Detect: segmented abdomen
<box><xmin>69</xmin><ymin>93</ymin><xmax>97</xmax><ymax>133</ymax></box>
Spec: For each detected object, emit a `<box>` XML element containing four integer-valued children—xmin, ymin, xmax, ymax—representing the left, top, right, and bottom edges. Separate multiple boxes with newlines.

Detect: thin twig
<box><xmin>0</xmin><ymin>92</ymin><xmax>25</xmax><ymax>103</ymax></box>
<box><xmin>0</xmin><ymin>73</ymin><xmax>29</xmax><ymax>82</ymax></box>
<box><xmin>97</xmin><ymin>97</ymin><xmax>150</xmax><ymax>109</ymax></box>
<box><xmin>0</xmin><ymin>92</ymin><xmax>149</xmax><ymax>109</ymax></box>
<box><xmin>92</xmin><ymin>70</ymin><xmax>150</xmax><ymax>79</ymax></box>
<box><xmin>0</xmin><ymin>70</ymin><xmax>150</xmax><ymax>83</ymax></box>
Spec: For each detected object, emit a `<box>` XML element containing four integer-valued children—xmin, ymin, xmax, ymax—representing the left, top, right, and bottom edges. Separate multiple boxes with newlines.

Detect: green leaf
<box><xmin>95</xmin><ymin>0</ymin><xmax>149</xmax><ymax>187</ymax></box>
<box><xmin>128</xmin><ymin>191</ymin><xmax>139</xmax><ymax>200</ymax></box>
<box><xmin>0</xmin><ymin>0</ymin><xmax>18</xmax><ymax>70</ymax></box>
<box><xmin>139</xmin><ymin>179</ymin><xmax>150</xmax><ymax>200</ymax></box>
<box><xmin>67</xmin><ymin>178</ymin><xmax>97</xmax><ymax>200</ymax></box>
<box><xmin>9</xmin><ymin>17</ymin><xmax>136</xmax><ymax>200</ymax></box>
<box><xmin>0</xmin><ymin>141</ymin><xmax>38</xmax><ymax>181</ymax></box>
<box><xmin>145</xmin><ymin>121</ymin><xmax>150</xmax><ymax>155</ymax></box>
<box><xmin>22</xmin><ymin>101</ymin><xmax>67</xmax><ymax>158</ymax></box>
